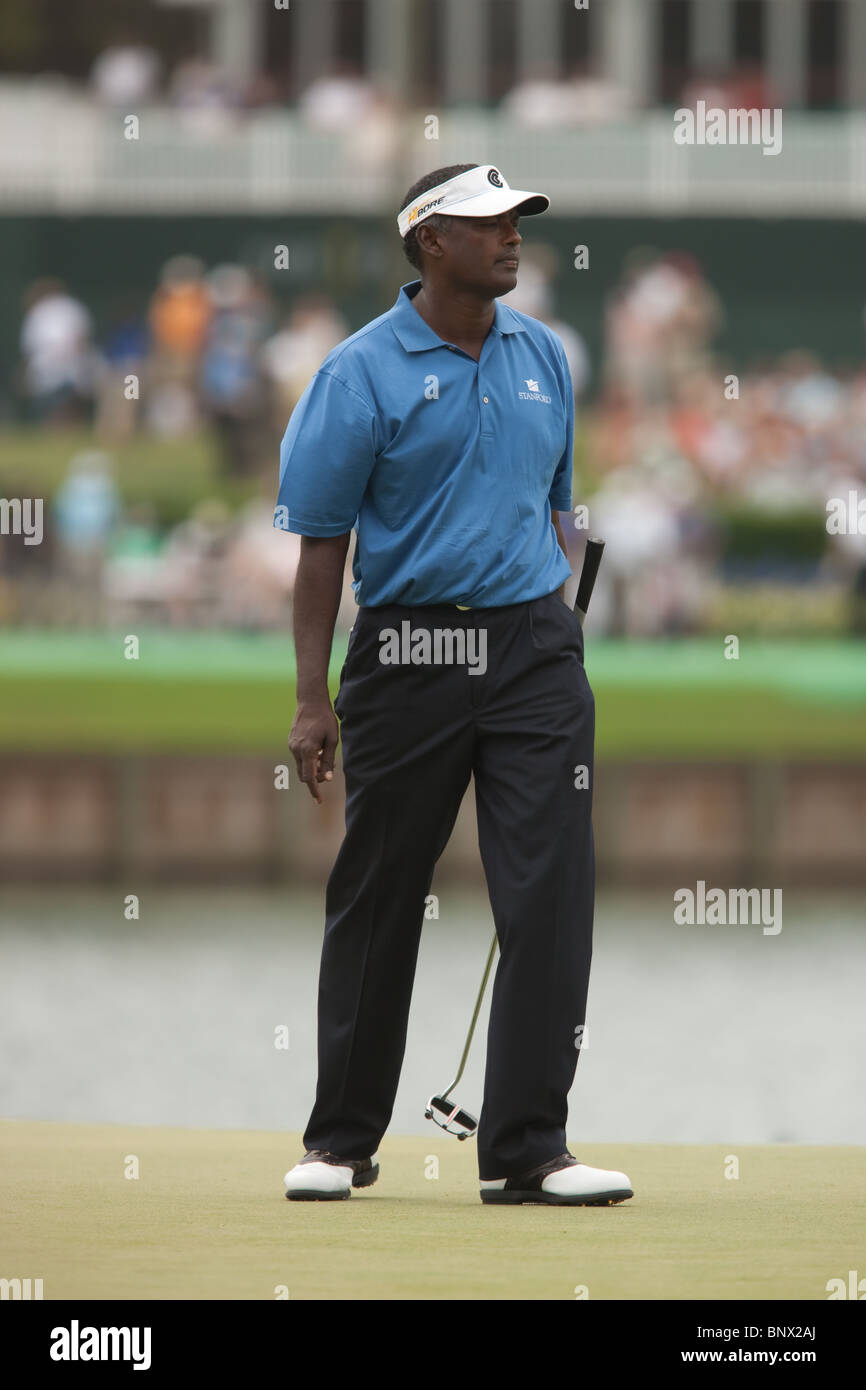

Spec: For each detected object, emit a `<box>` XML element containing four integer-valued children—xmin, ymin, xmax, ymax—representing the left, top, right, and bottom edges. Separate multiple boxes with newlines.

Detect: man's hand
<box><xmin>289</xmin><ymin>696</ymin><xmax>340</xmax><ymax>804</ymax></box>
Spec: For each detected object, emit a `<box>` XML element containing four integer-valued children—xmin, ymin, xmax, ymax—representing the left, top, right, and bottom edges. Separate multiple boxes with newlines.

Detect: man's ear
<box><xmin>416</xmin><ymin>221</ymin><xmax>445</xmax><ymax>261</ymax></box>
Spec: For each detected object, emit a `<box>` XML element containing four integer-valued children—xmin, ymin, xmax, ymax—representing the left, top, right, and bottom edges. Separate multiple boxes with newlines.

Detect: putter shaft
<box><xmin>440</xmin><ymin>930</ymin><xmax>498</xmax><ymax>1100</ymax></box>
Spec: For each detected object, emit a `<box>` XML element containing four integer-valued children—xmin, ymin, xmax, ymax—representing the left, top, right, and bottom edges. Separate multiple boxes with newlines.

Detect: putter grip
<box><xmin>574</xmin><ymin>536</ymin><xmax>605</xmax><ymax>617</ymax></box>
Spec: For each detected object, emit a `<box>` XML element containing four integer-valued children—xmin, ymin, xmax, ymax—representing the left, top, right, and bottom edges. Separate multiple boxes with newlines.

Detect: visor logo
<box><xmin>407</xmin><ymin>194</ymin><xmax>446</xmax><ymax>226</ymax></box>
<box><xmin>487</xmin><ymin>168</ymin><xmax>503</xmax><ymax>187</ymax></box>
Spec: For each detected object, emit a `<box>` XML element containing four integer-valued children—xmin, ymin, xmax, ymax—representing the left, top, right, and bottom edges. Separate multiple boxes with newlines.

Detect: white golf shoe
<box><xmin>480</xmin><ymin>1151</ymin><xmax>633</xmax><ymax>1205</ymax></box>
<box><xmin>284</xmin><ymin>1149</ymin><xmax>379</xmax><ymax>1201</ymax></box>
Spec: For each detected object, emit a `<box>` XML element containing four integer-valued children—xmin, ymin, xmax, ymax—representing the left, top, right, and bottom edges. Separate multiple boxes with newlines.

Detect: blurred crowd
<box><xmin>7</xmin><ymin>243</ymin><xmax>866</xmax><ymax>637</ymax></box>
<box><xmin>500</xmin><ymin>59</ymin><xmax>780</xmax><ymax>128</ymax></box>
<box><xmin>16</xmin><ymin>241</ymin><xmax>593</xmax><ymax>458</ymax></box>
<box><xmin>82</xmin><ymin>48</ymin><xmax>403</xmax><ymax>169</ymax></box>
<box><xmin>0</xmin><ymin>454</ymin><xmax>322</xmax><ymax>634</ymax></box>
<box><xmin>679</xmin><ymin>63</ymin><xmax>779</xmax><ymax>116</ymax></box>
<box><xmin>17</xmin><ymin>258</ymin><xmax>351</xmax><ymax>475</ymax></box>
<box><xmin>574</xmin><ymin>250</ymin><xmax>866</xmax><ymax>634</ymax></box>
<box><xmin>88</xmin><ymin>39</ymin><xmax>784</xmax><ymax>113</ymax></box>
<box><xmin>84</xmin><ymin>42</ymin><xmax>784</xmax><ymax>135</ymax></box>
<box><xmin>88</xmin><ymin>45</ymin><xmax>389</xmax><ymax>120</ymax></box>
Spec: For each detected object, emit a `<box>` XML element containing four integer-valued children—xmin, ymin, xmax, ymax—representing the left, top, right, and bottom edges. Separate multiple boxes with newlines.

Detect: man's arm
<box><xmin>288</xmin><ymin>531</ymin><xmax>351</xmax><ymax>803</ymax></box>
<box><xmin>551</xmin><ymin>510</ymin><xmax>570</xmax><ymax>602</ymax></box>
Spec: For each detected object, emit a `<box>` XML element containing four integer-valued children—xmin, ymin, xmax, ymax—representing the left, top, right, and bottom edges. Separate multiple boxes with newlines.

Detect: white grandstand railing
<box><xmin>1</xmin><ymin>89</ymin><xmax>864</xmax><ymax>216</ymax></box>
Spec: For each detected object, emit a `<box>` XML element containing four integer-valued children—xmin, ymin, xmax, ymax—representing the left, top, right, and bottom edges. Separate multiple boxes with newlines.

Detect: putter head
<box><xmin>424</xmin><ymin>1094</ymin><xmax>478</xmax><ymax>1140</ymax></box>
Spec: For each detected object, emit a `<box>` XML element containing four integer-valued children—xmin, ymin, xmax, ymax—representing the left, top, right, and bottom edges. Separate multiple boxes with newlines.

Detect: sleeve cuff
<box><xmin>273</xmin><ymin>508</ymin><xmax>355</xmax><ymax>536</ymax></box>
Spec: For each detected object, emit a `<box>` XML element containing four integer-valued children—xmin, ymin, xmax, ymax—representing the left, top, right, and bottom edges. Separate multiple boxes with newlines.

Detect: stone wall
<box><xmin>0</xmin><ymin>754</ymin><xmax>863</xmax><ymax>886</ymax></box>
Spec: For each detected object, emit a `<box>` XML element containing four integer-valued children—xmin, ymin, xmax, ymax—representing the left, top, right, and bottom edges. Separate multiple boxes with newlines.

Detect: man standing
<box><xmin>277</xmin><ymin>164</ymin><xmax>632</xmax><ymax>1207</ymax></box>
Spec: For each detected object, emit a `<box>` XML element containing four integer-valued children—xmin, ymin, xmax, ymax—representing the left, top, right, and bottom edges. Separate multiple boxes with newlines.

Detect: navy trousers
<box><xmin>302</xmin><ymin>591</ymin><xmax>595</xmax><ymax>1179</ymax></box>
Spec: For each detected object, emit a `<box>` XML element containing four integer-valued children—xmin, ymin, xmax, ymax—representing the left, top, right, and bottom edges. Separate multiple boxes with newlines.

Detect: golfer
<box><xmin>277</xmin><ymin>164</ymin><xmax>633</xmax><ymax>1206</ymax></box>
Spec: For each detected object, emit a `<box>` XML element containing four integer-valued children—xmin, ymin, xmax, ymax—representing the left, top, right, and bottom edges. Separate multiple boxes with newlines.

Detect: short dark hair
<box><xmin>399</xmin><ymin>164</ymin><xmax>479</xmax><ymax>272</ymax></box>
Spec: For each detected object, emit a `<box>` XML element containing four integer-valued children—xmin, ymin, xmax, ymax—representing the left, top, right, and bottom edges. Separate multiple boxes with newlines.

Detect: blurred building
<box><xmin>0</xmin><ymin>1</ymin><xmax>861</xmax><ymax>111</ymax></box>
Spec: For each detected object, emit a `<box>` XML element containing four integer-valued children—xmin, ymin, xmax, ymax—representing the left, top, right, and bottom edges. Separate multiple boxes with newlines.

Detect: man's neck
<box><xmin>410</xmin><ymin>280</ymin><xmax>496</xmax><ymax>350</ymax></box>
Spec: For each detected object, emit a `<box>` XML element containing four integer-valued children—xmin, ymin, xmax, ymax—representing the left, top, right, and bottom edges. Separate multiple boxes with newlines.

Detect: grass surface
<box><xmin>1</xmin><ymin>632</ymin><xmax>866</xmax><ymax>756</ymax></box>
<box><xmin>1</xmin><ymin>1121</ymin><xmax>863</xmax><ymax>1300</ymax></box>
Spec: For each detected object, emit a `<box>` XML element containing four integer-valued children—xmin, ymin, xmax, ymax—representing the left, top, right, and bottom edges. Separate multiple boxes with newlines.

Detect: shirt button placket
<box><xmin>480</xmin><ymin>376</ymin><xmax>493</xmax><ymax>438</ymax></box>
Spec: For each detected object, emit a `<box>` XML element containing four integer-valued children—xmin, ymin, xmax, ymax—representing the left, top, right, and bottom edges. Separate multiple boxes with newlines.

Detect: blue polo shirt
<box><xmin>274</xmin><ymin>278</ymin><xmax>574</xmax><ymax>607</ymax></box>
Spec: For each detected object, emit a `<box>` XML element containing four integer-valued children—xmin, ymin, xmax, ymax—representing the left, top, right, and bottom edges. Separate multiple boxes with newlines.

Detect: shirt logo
<box><xmin>518</xmin><ymin>377</ymin><xmax>552</xmax><ymax>404</ymax></box>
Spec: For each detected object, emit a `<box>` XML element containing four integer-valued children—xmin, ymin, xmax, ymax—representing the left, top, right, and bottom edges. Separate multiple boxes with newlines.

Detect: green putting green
<box><xmin>1</xmin><ymin>631</ymin><xmax>865</xmax><ymax>756</ymax></box>
<box><xmin>1</xmin><ymin>1120</ymin><xmax>862</xmax><ymax>1300</ymax></box>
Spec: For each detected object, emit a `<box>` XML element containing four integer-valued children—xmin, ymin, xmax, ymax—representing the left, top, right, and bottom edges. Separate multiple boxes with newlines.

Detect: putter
<box><xmin>425</xmin><ymin>537</ymin><xmax>606</xmax><ymax>1140</ymax></box>
<box><xmin>424</xmin><ymin>932</ymin><xmax>497</xmax><ymax>1139</ymax></box>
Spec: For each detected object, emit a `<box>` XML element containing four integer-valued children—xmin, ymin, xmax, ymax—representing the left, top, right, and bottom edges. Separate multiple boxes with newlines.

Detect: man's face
<box><xmin>420</xmin><ymin>209</ymin><xmax>522</xmax><ymax>296</ymax></box>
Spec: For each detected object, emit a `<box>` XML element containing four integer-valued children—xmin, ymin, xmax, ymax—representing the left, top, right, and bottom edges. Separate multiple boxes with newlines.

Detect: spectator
<box><xmin>103</xmin><ymin>501</ymin><xmax>171</xmax><ymax>624</ymax></box>
<box><xmin>159</xmin><ymin>497</ymin><xmax>233</xmax><ymax>627</ymax></box>
<box><xmin>260</xmin><ymin>293</ymin><xmax>350</xmax><ymax>426</ymax></box>
<box><xmin>90</xmin><ymin>42</ymin><xmax>161</xmax><ymax>107</ymax></box>
<box><xmin>502</xmin><ymin>61</ymin><xmax>633</xmax><ymax>129</ymax></box>
<box><xmin>681</xmin><ymin>67</ymin><xmax>737</xmax><ymax>111</ymax></box>
<box><xmin>603</xmin><ymin>250</ymin><xmax>722</xmax><ymax>407</ymax></box>
<box><xmin>170</xmin><ymin>57</ymin><xmax>235</xmax><ymax>110</ymax></box>
<box><xmin>729</xmin><ymin>61</ymin><xmax>779</xmax><ymax>111</ymax></box>
<box><xmin>199</xmin><ymin>264</ymin><xmax>272</xmax><ymax>476</ymax></box>
<box><xmin>298</xmin><ymin>62</ymin><xmax>377</xmax><ymax>130</ymax></box>
<box><xmin>51</xmin><ymin>451</ymin><xmax>120</xmax><ymax>593</ymax></box>
<box><xmin>170</xmin><ymin>57</ymin><xmax>238</xmax><ymax>136</ymax></box>
<box><xmin>500</xmin><ymin>66</ymin><xmax>574</xmax><ymax>128</ymax></box>
<box><xmin>561</xmin><ymin>61</ymin><xmax>634</xmax><ymax>123</ymax></box>
<box><xmin>220</xmin><ymin>498</ymin><xmax>299</xmax><ymax>630</ymax></box>
<box><xmin>19</xmin><ymin>279</ymin><xmax>98</xmax><ymax>427</ymax></box>
<box><xmin>146</xmin><ymin>255</ymin><xmax>211</xmax><ymax>436</ymax></box>
<box><xmin>681</xmin><ymin>64</ymin><xmax>778</xmax><ymax>114</ymax></box>
<box><xmin>344</xmin><ymin>88</ymin><xmax>401</xmax><ymax>175</ymax></box>
<box><xmin>94</xmin><ymin>298</ymin><xmax>150</xmax><ymax>441</ymax></box>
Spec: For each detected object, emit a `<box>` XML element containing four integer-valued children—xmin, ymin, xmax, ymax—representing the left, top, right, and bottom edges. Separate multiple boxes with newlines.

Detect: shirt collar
<box><xmin>389</xmin><ymin>279</ymin><xmax>527</xmax><ymax>353</ymax></box>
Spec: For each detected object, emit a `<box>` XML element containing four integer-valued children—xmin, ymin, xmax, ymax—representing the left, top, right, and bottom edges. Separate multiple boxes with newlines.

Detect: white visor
<box><xmin>397</xmin><ymin>164</ymin><xmax>549</xmax><ymax>239</ymax></box>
